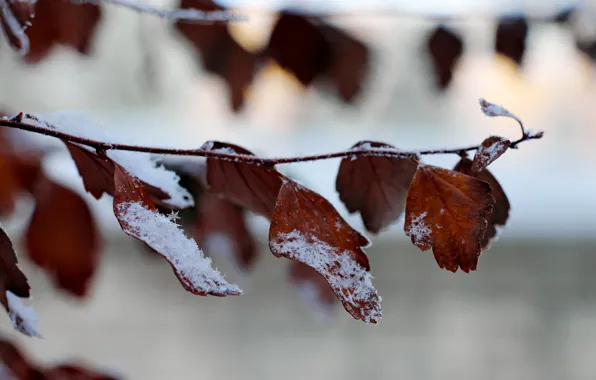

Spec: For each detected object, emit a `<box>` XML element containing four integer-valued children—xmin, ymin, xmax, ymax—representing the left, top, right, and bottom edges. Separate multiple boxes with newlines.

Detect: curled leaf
<box><xmin>24</xmin><ymin>176</ymin><xmax>99</xmax><ymax>297</ymax></box>
<box><xmin>113</xmin><ymin>164</ymin><xmax>241</xmax><ymax>297</ymax></box>
<box><xmin>404</xmin><ymin>164</ymin><xmax>495</xmax><ymax>272</ymax></box>
<box><xmin>472</xmin><ymin>136</ymin><xmax>510</xmax><ymax>171</ymax></box>
<box><xmin>196</xmin><ymin>192</ymin><xmax>257</xmax><ymax>272</ymax></box>
<box><xmin>495</xmin><ymin>16</ymin><xmax>528</xmax><ymax>67</ymax></box>
<box><xmin>203</xmin><ymin>141</ymin><xmax>283</xmax><ymax>218</ymax></box>
<box><xmin>426</xmin><ymin>25</ymin><xmax>463</xmax><ymax>90</ymax></box>
<box><xmin>454</xmin><ymin>158</ymin><xmax>510</xmax><ymax>249</ymax></box>
<box><xmin>269</xmin><ymin>179</ymin><xmax>381</xmax><ymax>324</ymax></box>
<box><xmin>336</xmin><ymin>141</ymin><xmax>418</xmax><ymax>233</ymax></box>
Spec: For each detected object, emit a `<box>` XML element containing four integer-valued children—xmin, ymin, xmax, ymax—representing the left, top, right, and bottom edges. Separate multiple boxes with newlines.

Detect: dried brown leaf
<box><xmin>454</xmin><ymin>158</ymin><xmax>510</xmax><ymax>249</ymax></box>
<box><xmin>472</xmin><ymin>136</ymin><xmax>510</xmax><ymax>171</ymax></box>
<box><xmin>336</xmin><ymin>141</ymin><xmax>418</xmax><ymax>233</ymax></box>
<box><xmin>196</xmin><ymin>192</ymin><xmax>257</xmax><ymax>272</ymax></box>
<box><xmin>203</xmin><ymin>141</ymin><xmax>283</xmax><ymax>218</ymax></box>
<box><xmin>427</xmin><ymin>25</ymin><xmax>463</xmax><ymax>90</ymax></box>
<box><xmin>269</xmin><ymin>179</ymin><xmax>381</xmax><ymax>323</ymax></box>
<box><xmin>24</xmin><ymin>176</ymin><xmax>99</xmax><ymax>297</ymax></box>
<box><xmin>495</xmin><ymin>17</ymin><xmax>528</xmax><ymax>67</ymax></box>
<box><xmin>404</xmin><ymin>164</ymin><xmax>495</xmax><ymax>272</ymax></box>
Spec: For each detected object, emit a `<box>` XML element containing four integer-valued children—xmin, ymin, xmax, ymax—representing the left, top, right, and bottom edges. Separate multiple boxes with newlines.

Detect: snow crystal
<box><xmin>271</xmin><ymin>230</ymin><xmax>381</xmax><ymax>324</ymax></box>
<box><xmin>6</xmin><ymin>291</ymin><xmax>41</xmax><ymax>338</ymax></box>
<box><xmin>479</xmin><ymin>99</ymin><xmax>522</xmax><ymax>126</ymax></box>
<box><xmin>0</xmin><ymin>362</ymin><xmax>17</xmax><ymax>380</ymax></box>
<box><xmin>27</xmin><ymin>112</ymin><xmax>193</xmax><ymax>209</ymax></box>
<box><xmin>116</xmin><ymin>201</ymin><xmax>241</xmax><ymax>295</ymax></box>
<box><xmin>405</xmin><ymin>212</ymin><xmax>432</xmax><ymax>246</ymax></box>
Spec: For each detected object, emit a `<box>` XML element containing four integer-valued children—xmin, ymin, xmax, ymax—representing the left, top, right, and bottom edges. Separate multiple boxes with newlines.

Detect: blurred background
<box><xmin>1</xmin><ymin>0</ymin><xmax>596</xmax><ymax>379</ymax></box>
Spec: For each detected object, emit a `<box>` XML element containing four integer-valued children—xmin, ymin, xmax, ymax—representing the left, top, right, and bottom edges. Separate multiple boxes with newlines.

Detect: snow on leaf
<box><xmin>5</xmin><ymin>291</ymin><xmax>40</xmax><ymax>338</ymax></box>
<box><xmin>479</xmin><ymin>98</ymin><xmax>523</xmax><ymax>126</ymax></box>
<box><xmin>113</xmin><ymin>164</ymin><xmax>241</xmax><ymax>297</ymax></box>
<box><xmin>404</xmin><ymin>165</ymin><xmax>495</xmax><ymax>273</ymax></box>
<box><xmin>472</xmin><ymin>136</ymin><xmax>510</xmax><ymax>171</ymax></box>
<box><xmin>269</xmin><ymin>179</ymin><xmax>381</xmax><ymax>324</ymax></box>
<box><xmin>203</xmin><ymin>141</ymin><xmax>283</xmax><ymax>219</ymax></box>
<box><xmin>196</xmin><ymin>192</ymin><xmax>257</xmax><ymax>272</ymax></box>
<box><xmin>336</xmin><ymin>141</ymin><xmax>418</xmax><ymax>233</ymax></box>
<box><xmin>27</xmin><ymin>112</ymin><xmax>193</xmax><ymax>209</ymax></box>
<box><xmin>24</xmin><ymin>175</ymin><xmax>99</xmax><ymax>297</ymax></box>
<box><xmin>454</xmin><ymin>158</ymin><xmax>510</xmax><ymax>250</ymax></box>
<box><xmin>0</xmin><ymin>0</ymin><xmax>34</xmax><ymax>55</ymax></box>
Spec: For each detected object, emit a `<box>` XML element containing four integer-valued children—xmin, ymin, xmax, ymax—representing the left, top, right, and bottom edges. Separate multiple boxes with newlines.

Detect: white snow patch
<box><xmin>479</xmin><ymin>98</ymin><xmax>523</xmax><ymax>126</ymax></box>
<box><xmin>405</xmin><ymin>212</ymin><xmax>432</xmax><ymax>246</ymax></box>
<box><xmin>271</xmin><ymin>230</ymin><xmax>381</xmax><ymax>323</ymax></box>
<box><xmin>6</xmin><ymin>291</ymin><xmax>41</xmax><ymax>338</ymax></box>
<box><xmin>27</xmin><ymin>112</ymin><xmax>193</xmax><ymax>209</ymax></box>
<box><xmin>116</xmin><ymin>201</ymin><xmax>241</xmax><ymax>295</ymax></box>
<box><xmin>0</xmin><ymin>0</ymin><xmax>33</xmax><ymax>56</ymax></box>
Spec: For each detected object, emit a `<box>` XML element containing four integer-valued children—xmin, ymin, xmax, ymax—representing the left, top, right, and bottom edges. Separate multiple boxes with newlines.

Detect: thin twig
<box><xmin>0</xmin><ymin>112</ymin><xmax>543</xmax><ymax>166</ymax></box>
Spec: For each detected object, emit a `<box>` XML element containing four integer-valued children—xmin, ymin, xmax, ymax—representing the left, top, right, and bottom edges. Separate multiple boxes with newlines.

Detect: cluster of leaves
<box><xmin>0</xmin><ymin>336</ymin><xmax>118</xmax><ymax>379</ymax></box>
<box><xmin>427</xmin><ymin>7</ymin><xmax>595</xmax><ymax>89</ymax></box>
<box><xmin>175</xmin><ymin>3</ymin><xmax>369</xmax><ymax>111</ymax></box>
<box><xmin>0</xmin><ymin>99</ymin><xmax>542</xmax><ymax>334</ymax></box>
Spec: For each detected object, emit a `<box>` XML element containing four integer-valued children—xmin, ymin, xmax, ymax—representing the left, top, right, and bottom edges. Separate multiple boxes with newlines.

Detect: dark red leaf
<box><xmin>454</xmin><ymin>158</ymin><xmax>510</xmax><ymax>249</ymax></box>
<box><xmin>0</xmin><ymin>338</ymin><xmax>35</xmax><ymax>379</ymax></box>
<box><xmin>203</xmin><ymin>141</ymin><xmax>283</xmax><ymax>218</ymax></box>
<box><xmin>472</xmin><ymin>136</ymin><xmax>510</xmax><ymax>171</ymax></box>
<box><xmin>196</xmin><ymin>192</ymin><xmax>257</xmax><ymax>272</ymax></box>
<box><xmin>24</xmin><ymin>176</ymin><xmax>99</xmax><ymax>297</ymax></box>
<box><xmin>113</xmin><ymin>164</ymin><xmax>241</xmax><ymax>296</ymax></box>
<box><xmin>174</xmin><ymin>0</ymin><xmax>256</xmax><ymax>112</ymax></box>
<box><xmin>269</xmin><ymin>179</ymin><xmax>381</xmax><ymax>323</ymax></box>
<box><xmin>23</xmin><ymin>0</ymin><xmax>102</xmax><ymax>63</ymax></box>
<box><xmin>404</xmin><ymin>164</ymin><xmax>495</xmax><ymax>272</ymax></box>
<box><xmin>336</xmin><ymin>141</ymin><xmax>418</xmax><ymax>233</ymax></box>
<box><xmin>495</xmin><ymin>17</ymin><xmax>528</xmax><ymax>67</ymax></box>
<box><xmin>427</xmin><ymin>25</ymin><xmax>464</xmax><ymax>90</ymax></box>
<box><xmin>46</xmin><ymin>364</ymin><xmax>119</xmax><ymax>380</ymax></box>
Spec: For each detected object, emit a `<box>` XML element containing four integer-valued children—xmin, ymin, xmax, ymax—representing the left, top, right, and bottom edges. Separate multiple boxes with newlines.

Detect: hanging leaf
<box><xmin>404</xmin><ymin>164</ymin><xmax>495</xmax><ymax>272</ymax></box>
<box><xmin>288</xmin><ymin>261</ymin><xmax>337</xmax><ymax>318</ymax></box>
<box><xmin>336</xmin><ymin>141</ymin><xmax>418</xmax><ymax>233</ymax></box>
<box><xmin>24</xmin><ymin>175</ymin><xmax>99</xmax><ymax>297</ymax></box>
<box><xmin>203</xmin><ymin>141</ymin><xmax>283</xmax><ymax>218</ymax></box>
<box><xmin>472</xmin><ymin>136</ymin><xmax>510</xmax><ymax>171</ymax></box>
<box><xmin>269</xmin><ymin>179</ymin><xmax>381</xmax><ymax>324</ymax></box>
<box><xmin>196</xmin><ymin>192</ymin><xmax>257</xmax><ymax>272</ymax></box>
<box><xmin>495</xmin><ymin>16</ymin><xmax>528</xmax><ymax>67</ymax></box>
<box><xmin>426</xmin><ymin>25</ymin><xmax>464</xmax><ymax>90</ymax></box>
<box><xmin>0</xmin><ymin>0</ymin><xmax>35</xmax><ymax>54</ymax></box>
<box><xmin>113</xmin><ymin>164</ymin><xmax>241</xmax><ymax>297</ymax></box>
<box><xmin>174</xmin><ymin>0</ymin><xmax>256</xmax><ymax>111</ymax></box>
<box><xmin>23</xmin><ymin>0</ymin><xmax>102</xmax><ymax>63</ymax></box>
<box><xmin>454</xmin><ymin>158</ymin><xmax>510</xmax><ymax>249</ymax></box>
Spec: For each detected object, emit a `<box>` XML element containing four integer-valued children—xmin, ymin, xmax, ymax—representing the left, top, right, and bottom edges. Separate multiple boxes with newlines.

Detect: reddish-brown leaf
<box><xmin>46</xmin><ymin>364</ymin><xmax>119</xmax><ymax>380</ymax></box>
<box><xmin>0</xmin><ymin>0</ymin><xmax>34</xmax><ymax>53</ymax></box>
<box><xmin>65</xmin><ymin>142</ymin><xmax>171</xmax><ymax>207</ymax></box>
<box><xmin>269</xmin><ymin>179</ymin><xmax>381</xmax><ymax>323</ymax></box>
<box><xmin>0</xmin><ymin>227</ymin><xmax>31</xmax><ymax>307</ymax></box>
<box><xmin>24</xmin><ymin>176</ymin><xmax>99</xmax><ymax>297</ymax></box>
<box><xmin>426</xmin><ymin>25</ymin><xmax>463</xmax><ymax>90</ymax></box>
<box><xmin>336</xmin><ymin>141</ymin><xmax>418</xmax><ymax>233</ymax></box>
<box><xmin>0</xmin><ymin>152</ymin><xmax>20</xmax><ymax>216</ymax></box>
<box><xmin>196</xmin><ymin>192</ymin><xmax>257</xmax><ymax>272</ymax></box>
<box><xmin>203</xmin><ymin>141</ymin><xmax>283</xmax><ymax>219</ymax></box>
<box><xmin>113</xmin><ymin>164</ymin><xmax>241</xmax><ymax>296</ymax></box>
<box><xmin>266</xmin><ymin>13</ymin><xmax>369</xmax><ymax>103</ymax></box>
<box><xmin>472</xmin><ymin>136</ymin><xmax>510</xmax><ymax>171</ymax></box>
<box><xmin>454</xmin><ymin>158</ymin><xmax>510</xmax><ymax>249</ymax></box>
<box><xmin>0</xmin><ymin>338</ymin><xmax>34</xmax><ymax>379</ymax></box>
<box><xmin>175</xmin><ymin>0</ymin><xmax>256</xmax><ymax>111</ymax></box>
<box><xmin>495</xmin><ymin>16</ymin><xmax>528</xmax><ymax>67</ymax></box>
<box><xmin>23</xmin><ymin>0</ymin><xmax>102</xmax><ymax>63</ymax></box>
<box><xmin>288</xmin><ymin>261</ymin><xmax>337</xmax><ymax>316</ymax></box>
<box><xmin>404</xmin><ymin>164</ymin><xmax>495</xmax><ymax>272</ymax></box>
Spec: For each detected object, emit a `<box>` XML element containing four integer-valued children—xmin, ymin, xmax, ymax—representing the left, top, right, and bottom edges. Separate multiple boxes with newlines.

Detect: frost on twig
<box><xmin>70</xmin><ymin>0</ymin><xmax>246</xmax><ymax>23</ymax></box>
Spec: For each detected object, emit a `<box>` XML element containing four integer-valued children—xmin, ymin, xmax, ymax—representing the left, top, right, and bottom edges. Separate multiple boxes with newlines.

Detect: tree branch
<box><xmin>1</xmin><ymin>102</ymin><xmax>543</xmax><ymax>167</ymax></box>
